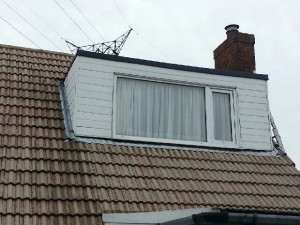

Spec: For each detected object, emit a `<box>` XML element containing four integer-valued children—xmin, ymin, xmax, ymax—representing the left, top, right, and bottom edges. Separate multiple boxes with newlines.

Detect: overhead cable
<box><xmin>52</xmin><ymin>0</ymin><xmax>94</xmax><ymax>43</ymax></box>
<box><xmin>0</xmin><ymin>15</ymin><xmax>41</xmax><ymax>49</ymax></box>
<box><xmin>19</xmin><ymin>0</ymin><xmax>65</xmax><ymax>41</ymax></box>
<box><xmin>133</xmin><ymin>29</ymin><xmax>173</xmax><ymax>62</ymax></box>
<box><xmin>112</xmin><ymin>0</ymin><xmax>131</xmax><ymax>27</ymax></box>
<box><xmin>0</xmin><ymin>0</ymin><xmax>63</xmax><ymax>51</ymax></box>
<box><xmin>111</xmin><ymin>0</ymin><xmax>173</xmax><ymax>62</ymax></box>
<box><xmin>69</xmin><ymin>0</ymin><xmax>106</xmax><ymax>41</ymax></box>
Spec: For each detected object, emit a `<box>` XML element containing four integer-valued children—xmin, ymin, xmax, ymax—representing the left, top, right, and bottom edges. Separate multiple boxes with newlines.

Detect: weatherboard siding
<box><xmin>64</xmin><ymin>60</ymin><xmax>78</xmax><ymax>131</ymax></box>
<box><xmin>75</xmin><ymin>66</ymin><xmax>113</xmax><ymax>138</ymax></box>
<box><xmin>65</xmin><ymin>56</ymin><xmax>272</xmax><ymax>150</ymax></box>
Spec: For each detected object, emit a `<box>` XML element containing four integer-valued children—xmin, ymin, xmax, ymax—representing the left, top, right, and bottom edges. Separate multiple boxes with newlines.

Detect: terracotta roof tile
<box><xmin>0</xmin><ymin>44</ymin><xmax>299</xmax><ymax>224</ymax></box>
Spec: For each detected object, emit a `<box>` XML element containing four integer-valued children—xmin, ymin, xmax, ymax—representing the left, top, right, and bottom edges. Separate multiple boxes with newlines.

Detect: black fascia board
<box><xmin>159</xmin><ymin>212</ymin><xmax>300</xmax><ymax>225</ymax></box>
<box><xmin>76</xmin><ymin>50</ymin><xmax>269</xmax><ymax>81</ymax></box>
<box><xmin>192</xmin><ymin>212</ymin><xmax>300</xmax><ymax>225</ymax></box>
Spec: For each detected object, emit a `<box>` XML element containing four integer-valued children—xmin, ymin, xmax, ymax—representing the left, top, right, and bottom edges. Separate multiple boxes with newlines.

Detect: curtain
<box><xmin>116</xmin><ymin>78</ymin><xmax>206</xmax><ymax>142</ymax></box>
<box><xmin>213</xmin><ymin>92</ymin><xmax>232</xmax><ymax>141</ymax></box>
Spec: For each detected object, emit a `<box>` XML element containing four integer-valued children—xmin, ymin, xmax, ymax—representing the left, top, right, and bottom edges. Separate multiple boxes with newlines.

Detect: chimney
<box><xmin>214</xmin><ymin>24</ymin><xmax>256</xmax><ymax>73</ymax></box>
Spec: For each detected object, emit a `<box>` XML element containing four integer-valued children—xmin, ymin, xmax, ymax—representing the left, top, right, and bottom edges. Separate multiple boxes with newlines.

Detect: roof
<box><xmin>0</xmin><ymin>44</ymin><xmax>299</xmax><ymax>225</ymax></box>
<box><xmin>76</xmin><ymin>50</ymin><xmax>269</xmax><ymax>80</ymax></box>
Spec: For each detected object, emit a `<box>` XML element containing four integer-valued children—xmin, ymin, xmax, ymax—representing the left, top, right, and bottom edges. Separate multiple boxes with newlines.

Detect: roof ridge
<box><xmin>0</xmin><ymin>43</ymin><xmax>73</xmax><ymax>57</ymax></box>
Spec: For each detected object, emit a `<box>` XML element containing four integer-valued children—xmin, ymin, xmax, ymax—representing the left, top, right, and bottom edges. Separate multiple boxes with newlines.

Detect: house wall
<box><xmin>64</xmin><ymin>59</ymin><xmax>78</xmax><ymax>131</ymax></box>
<box><xmin>65</xmin><ymin>56</ymin><xmax>272</xmax><ymax>150</ymax></box>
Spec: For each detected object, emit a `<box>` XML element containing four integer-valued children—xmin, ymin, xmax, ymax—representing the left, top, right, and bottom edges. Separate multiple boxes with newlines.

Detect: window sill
<box><xmin>113</xmin><ymin>134</ymin><xmax>239</xmax><ymax>149</ymax></box>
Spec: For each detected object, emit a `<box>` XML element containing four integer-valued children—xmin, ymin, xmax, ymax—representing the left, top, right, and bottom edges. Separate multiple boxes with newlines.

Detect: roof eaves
<box><xmin>0</xmin><ymin>43</ymin><xmax>73</xmax><ymax>57</ymax></box>
<box><xmin>76</xmin><ymin>50</ymin><xmax>269</xmax><ymax>81</ymax></box>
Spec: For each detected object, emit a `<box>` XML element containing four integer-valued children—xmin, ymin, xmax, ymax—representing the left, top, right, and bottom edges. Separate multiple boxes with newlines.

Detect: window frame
<box><xmin>207</xmin><ymin>89</ymin><xmax>237</xmax><ymax>145</ymax></box>
<box><xmin>112</xmin><ymin>74</ymin><xmax>240</xmax><ymax>148</ymax></box>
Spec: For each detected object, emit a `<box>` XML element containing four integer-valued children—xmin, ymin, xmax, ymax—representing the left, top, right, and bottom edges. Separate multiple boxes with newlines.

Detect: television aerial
<box><xmin>66</xmin><ymin>28</ymin><xmax>132</xmax><ymax>55</ymax></box>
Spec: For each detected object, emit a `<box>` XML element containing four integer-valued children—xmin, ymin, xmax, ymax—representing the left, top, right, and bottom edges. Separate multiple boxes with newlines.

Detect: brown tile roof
<box><xmin>0</xmin><ymin>44</ymin><xmax>300</xmax><ymax>224</ymax></box>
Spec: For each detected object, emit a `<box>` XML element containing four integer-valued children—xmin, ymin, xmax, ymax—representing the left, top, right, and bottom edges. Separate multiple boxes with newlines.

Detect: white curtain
<box><xmin>213</xmin><ymin>92</ymin><xmax>232</xmax><ymax>141</ymax></box>
<box><xmin>116</xmin><ymin>78</ymin><xmax>206</xmax><ymax>142</ymax></box>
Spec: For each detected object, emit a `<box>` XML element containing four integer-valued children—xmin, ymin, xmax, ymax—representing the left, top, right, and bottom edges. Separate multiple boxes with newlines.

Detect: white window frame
<box><xmin>112</xmin><ymin>75</ymin><xmax>240</xmax><ymax>148</ymax></box>
<box><xmin>207</xmin><ymin>89</ymin><xmax>237</xmax><ymax>145</ymax></box>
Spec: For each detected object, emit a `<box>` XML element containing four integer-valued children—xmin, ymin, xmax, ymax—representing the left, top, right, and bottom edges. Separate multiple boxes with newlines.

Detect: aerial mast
<box><xmin>66</xmin><ymin>28</ymin><xmax>132</xmax><ymax>55</ymax></box>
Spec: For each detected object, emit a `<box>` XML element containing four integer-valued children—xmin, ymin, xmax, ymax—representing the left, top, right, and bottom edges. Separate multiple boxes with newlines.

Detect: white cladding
<box><xmin>64</xmin><ymin>56</ymin><xmax>272</xmax><ymax>150</ymax></box>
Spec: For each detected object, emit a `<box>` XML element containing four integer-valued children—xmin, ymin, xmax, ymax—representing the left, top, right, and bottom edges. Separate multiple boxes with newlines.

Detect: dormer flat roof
<box><xmin>77</xmin><ymin>50</ymin><xmax>269</xmax><ymax>80</ymax></box>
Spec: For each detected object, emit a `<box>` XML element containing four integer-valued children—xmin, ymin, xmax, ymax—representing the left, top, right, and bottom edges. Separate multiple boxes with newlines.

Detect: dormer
<box><xmin>62</xmin><ymin>25</ymin><xmax>272</xmax><ymax>151</ymax></box>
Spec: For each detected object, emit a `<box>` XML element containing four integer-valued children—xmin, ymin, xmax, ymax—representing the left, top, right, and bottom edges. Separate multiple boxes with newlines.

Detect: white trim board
<box><xmin>103</xmin><ymin>208</ymin><xmax>215</xmax><ymax>224</ymax></box>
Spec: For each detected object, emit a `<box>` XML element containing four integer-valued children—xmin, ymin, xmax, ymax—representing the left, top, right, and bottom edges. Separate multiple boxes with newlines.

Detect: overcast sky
<box><xmin>1</xmin><ymin>0</ymin><xmax>299</xmax><ymax>168</ymax></box>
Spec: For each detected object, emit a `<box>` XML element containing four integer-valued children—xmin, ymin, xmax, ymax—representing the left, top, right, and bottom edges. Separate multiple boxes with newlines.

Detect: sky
<box><xmin>1</xmin><ymin>0</ymin><xmax>299</xmax><ymax>168</ymax></box>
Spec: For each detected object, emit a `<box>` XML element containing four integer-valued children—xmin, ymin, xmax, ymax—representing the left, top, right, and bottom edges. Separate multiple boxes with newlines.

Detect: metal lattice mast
<box><xmin>270</xmin><ymin>112</ymin><xmax>285</xmax><ymax>152</ymax></box>
<box><xmin>66</xmin><ymin>28</ymin><xmax>132</xmax><ymax>55</ymax></box>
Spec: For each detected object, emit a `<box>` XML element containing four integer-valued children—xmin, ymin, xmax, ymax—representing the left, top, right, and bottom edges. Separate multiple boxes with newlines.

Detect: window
<box><xmin>212</xmin><ymin>91</ymin><xmax>233</xmax><ymax>141</ymax></box>
<box><xmin>114</xmin><ymin>77</ymin><xmax>237</xmax><ymax>147</ymax></box>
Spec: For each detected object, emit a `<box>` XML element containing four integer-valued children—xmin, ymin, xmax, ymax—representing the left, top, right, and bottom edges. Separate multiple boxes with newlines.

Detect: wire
<box><xmin>19</xmin><ymin>0</ymin><xmax>65</xmax><ymax>41</ymax></box>
<box><xmin>133</xmin><ymin>29</ymin><xmax>173</xmax><ymax>62</ymax></box>
<box><xmin>112</xmin><ymin>0</ymin><xmax>130</xmax><ymax>27</ymax></box>
<box><xmin>0</xmin><ymin>0</ymin><xmax>63</xmax><ymax>51</ymax></box>
<box><xmin>111</xmin><ymin>0</ymin><xmax>173</xmax><ymax>62</ymax></box>
<box><xmin>52</xmin><ymin>0</ymin><xmax>94</xmax><ymax>43</ymax></box>
<box><xmin>69</xmin><ymin>0</ymin><xmax>106</xmax><ymax>42</ymax></box>
<box><xmin>0</xmin><ymin>15</ymin><xmax>41</xmax><ymax>49</ymax></box>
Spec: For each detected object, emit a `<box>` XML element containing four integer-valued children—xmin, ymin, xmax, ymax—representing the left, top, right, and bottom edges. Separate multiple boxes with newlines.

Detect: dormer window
<box><xmin>63</xmin><ymin>51</ymin><xmax>272</xmax><ymax>151</ymax></box>
<box><xmin>113</xmin><ymin>76</ymin><xmax>237</xmax><ymax>147</ymax></box>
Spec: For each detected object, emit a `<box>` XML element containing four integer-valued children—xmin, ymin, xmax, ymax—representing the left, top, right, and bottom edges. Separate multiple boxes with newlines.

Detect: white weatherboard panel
<box><xmin>77</xmin><ymin>89</ymin><xmax>112</xmax><ymax>101</ymax></box>
<box><xmin>64</xmin><ymin>56</ymin><xmax>273</xmax><ymax>150</ymax></box>
<box><xmin>76</xmin><ymin>118</ymin><xmax>111</xmax><ymax>130</ymax></box>
<box><xmin>240</xmin><ymin>127</ymin><xmax>271</xmax><ymax>137</ymax></box>
<box><xmin>239</xmin><ymin>95</ymin><xmax>268</xmax><ymax>104</ymax></box>
<box><xmin>240</xmin><ymin>121</ymin><xmax>270</xmax><ymax>130</ymax></box>
<box><xmin>239</xmin><ymin>115</ymin><xmax>269</xmax><ymax>123</ymax></box>
<box><xmin>76</xmin><ymin>97</ymin><xmax>111</xmax><ymax>108</ymax></box>
<box><xmin>239</xmin><ymin>102</ymin><xmax>267</xmax><ymax>111</ymax></box>
<box><xmin>238</xmin><ymin>89</ymin><xmax>267</xmax><ymax>98</ymax></box>
<box><xmin>64</xmin><ymin>60</ymin><xmax>78</xmax><ymax>129</ymax></box>
<box><xmin>239</xmin><ymin>108</ymin><xmax>268</xmax><ymax>117</ymax></box>
<box><xmin>241</xmin><ymin>134</ymin><xmax>271</xmax><ymax>143</ymax></box>
<box><xmin>242</xmin><ymin>141</ymin><xmax>272</xmax><ymax>150</ymax></box>
<box><xmin>77</xmin><ymin>111</ymin><xmax>111</xmax><ymax>121</ymax></box>
<box><xmin>77</xmin><ymin>104</ymin><xmax>112</xmax><ymax>115</ymax></box>
<box><xmin>75</xmin><ymin>126</ymin><xmax>111</xmax><ymax>138</ymax></box>
<box><xmin>77</xmin><ymin>82</ymin><xmax>112</xmax><ymax>93</ymax></box>
<box><xmin>78</xmin><ymin>57</ymin><xmax>267</xmax><ymax>90</ymax></box>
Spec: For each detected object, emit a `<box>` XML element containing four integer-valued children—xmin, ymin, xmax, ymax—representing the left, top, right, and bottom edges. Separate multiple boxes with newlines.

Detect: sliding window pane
<box><xmin>213</xmin><ymin>92</ymin><xmax>232</xmax><ymax>141</ymax></box>
<box><xmin>116</xmin><ymin>78</ymin><xmax>207</xmax><ymax>142</ymax></box>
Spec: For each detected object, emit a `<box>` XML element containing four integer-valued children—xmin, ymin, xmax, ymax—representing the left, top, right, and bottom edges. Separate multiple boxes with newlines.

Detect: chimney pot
<box><xmin>225</xmin><ymin>24</ymin><xmax>239</xmax><ymax>38</ymax></box>
<box><xmin>225</xmin><ymin>24</ymin><xmax>239</xmax><ymax>32</ymax></box>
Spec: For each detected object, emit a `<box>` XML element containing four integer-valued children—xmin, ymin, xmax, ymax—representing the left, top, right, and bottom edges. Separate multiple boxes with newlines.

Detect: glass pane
<box><xmin>213</xmin><ymin>92</ymin><xmax>232</xmax><ymax>141</ymax></box>
<box><xmin>116</xmin><ymin>78</ymin><xmax>207</xmax><ymax>142</ymax></box>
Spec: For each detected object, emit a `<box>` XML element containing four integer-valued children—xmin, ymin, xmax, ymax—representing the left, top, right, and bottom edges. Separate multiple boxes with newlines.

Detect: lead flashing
<box><xmin>76</xmin><ymin>50</ymin><xmax>269</xmax><ymax>81</ymax></box>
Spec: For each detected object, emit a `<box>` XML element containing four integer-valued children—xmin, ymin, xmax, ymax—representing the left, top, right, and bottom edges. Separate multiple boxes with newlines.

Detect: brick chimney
<box><xmin>214</xmin><ymin>24</ymin><xmax>256</xmax><ymax>73</ymax></box>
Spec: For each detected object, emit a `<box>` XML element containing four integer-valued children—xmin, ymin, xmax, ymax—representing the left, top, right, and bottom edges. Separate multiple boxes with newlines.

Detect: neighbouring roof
<box><xmin>0</xmin><ymin>44</ymin><xmax>299</xmax><ymax>225</ymax></box>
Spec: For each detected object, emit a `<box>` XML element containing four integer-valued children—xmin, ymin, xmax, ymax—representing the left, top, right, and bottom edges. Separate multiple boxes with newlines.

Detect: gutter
<box><xmin>159</xmin><ymin>212</ymin><xmax>300</xmax><ymax>225</ymax></box>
